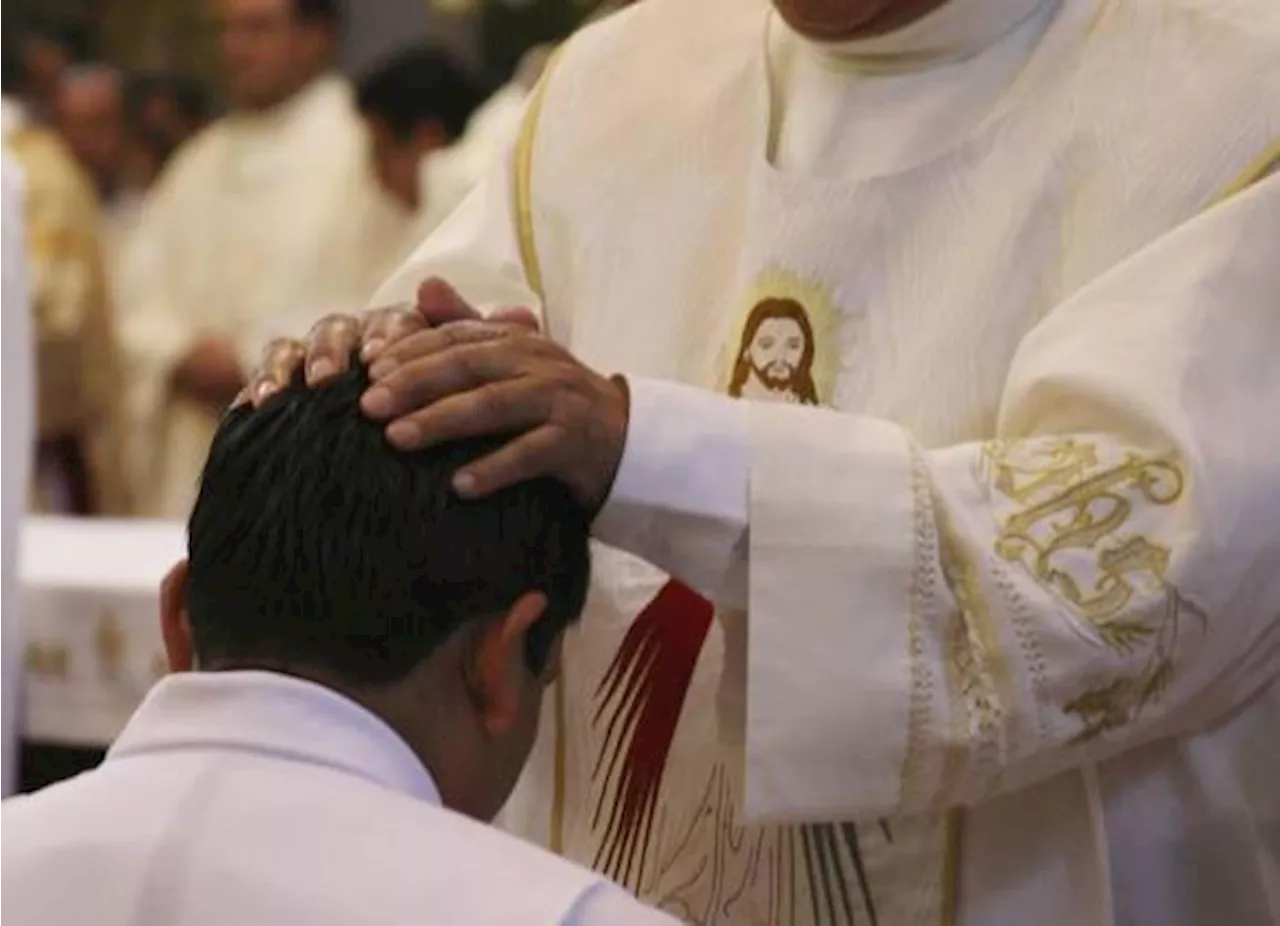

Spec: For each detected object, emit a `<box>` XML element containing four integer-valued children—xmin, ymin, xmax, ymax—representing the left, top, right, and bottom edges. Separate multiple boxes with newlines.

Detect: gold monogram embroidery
<box><xmin>26</xmin><ymin>641</ymin><xmax>70</xmax><ymax>679</ymax></box>
<box><xmin>983</xmin><ymin>438</ymin><xmax>1204</xmax><ymax>740</ymax></box>
<box><xmin>95</xmin><ymin>610</ymin><xmax>125</xmax><ymax>681</ymax></box>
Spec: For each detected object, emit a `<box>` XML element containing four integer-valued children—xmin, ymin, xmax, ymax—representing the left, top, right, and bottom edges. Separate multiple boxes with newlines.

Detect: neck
<box><xmin>797</xmin><ymin>0</ymin><xmax>1054</xmax><ymax>72</ymax></box>
<box><xmin>238</xmin><ymin>69</ymin><xmax>327</xmax><ymax>117</ymax></box>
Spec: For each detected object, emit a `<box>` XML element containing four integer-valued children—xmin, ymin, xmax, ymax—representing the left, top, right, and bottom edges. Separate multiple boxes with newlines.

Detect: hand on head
<box><xmin>235</xmin><ymin>277</ymin><xmax>628</xmax><ymax>512</ymax></box>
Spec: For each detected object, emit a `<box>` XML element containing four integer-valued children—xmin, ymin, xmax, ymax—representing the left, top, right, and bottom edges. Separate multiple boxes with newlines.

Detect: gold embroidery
<box><xmin>984</xmin><ymin>438</ymin><xmax>1202</xmax><ymax>740</ymax></box>
<box><xmin>512</xmin><ymin>49</ymin><xmax>563</xmax><ymax>302</ymax></box>
<box><xmin>899</xmin><ymin>447</ymin><xmax>936</xmax><ymax>806</ymax></box>
<box><xmin>1063</xmin><ymin>589</ymin><xmax>1206</xmax><ymax>741</ymax></box>
<box><xmin>1208</xmin><ymin>138</ymin><xmax>1280</xmax><ymax>210</ymax></box>
<box><xmin>26</xmin><ymin>641</ymin><xmax>70</xmax><ymax>679</ymax></box>
<box><xmin>987</xmin><ymin>439</ymin><xmax>1183</xmax><ymax>626</ymax></box>
<box><xmin>95</xmin><ymin>610</ymin><xmax>125</xmax><ymax>681</ymax></box>
<box><xmin>510</xmin><ymin>47</ymin><xmax>567</xmax><ymax>852</ymax></box>
<box><xmin>936</xmin><ymin>503</ymin><xmax>1016</xmax><ymax>788</ymax></box>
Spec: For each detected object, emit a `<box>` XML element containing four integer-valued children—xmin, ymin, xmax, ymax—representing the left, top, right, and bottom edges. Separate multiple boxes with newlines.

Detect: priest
<box><xmin>117</xmin><ymin>0</ymin><xmax>393</xmax><ymax>517</ymax></box>
<box><xmin>245</xmin><ymin>0</ymin><xmax>1280</xmax><ymax>923</ymax></box>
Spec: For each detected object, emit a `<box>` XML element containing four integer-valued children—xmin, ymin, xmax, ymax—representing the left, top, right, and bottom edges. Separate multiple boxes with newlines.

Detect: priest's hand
<box><xmin>174</xmin><ymin>338</ymin><xmax>246</xmax><ymax>406</ymax></box>
<box><xmin>236</xmin><ymin>279</ymin><xmax>539</xmax><ymax>407</ymax></box>
<box><xmin>362</xmin><ymin>318</ymin><xmax>629</xmax><ymax>512</ymax></box>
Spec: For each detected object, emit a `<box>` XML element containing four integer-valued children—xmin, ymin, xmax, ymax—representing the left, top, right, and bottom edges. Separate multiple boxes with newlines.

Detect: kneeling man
<box><xmin>2</xmin><ymin>360</ymin><xmax>674</xmax><ymax>926</ymax></box>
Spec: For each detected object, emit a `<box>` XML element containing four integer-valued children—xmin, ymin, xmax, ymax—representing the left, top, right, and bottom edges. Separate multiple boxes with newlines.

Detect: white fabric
<box><xmin>415</xmin><ymin>80</ymin><xmax>530</xmax><ymax>240</ymax></box>
<box><xmin>770</xmin><ymin>0</ymin><xmax>1056</xmax><ymax>175</ymax></box>
<box><xmin>117</xmin><ymin>75</ymin><xmax>392</xmax><ymax>517</ymax></box>
<box><xmin>2</xmin><ymin>152</ymin><xmax>34</xmax><ymax>796</ymax></box>
<box><xmin>371</xmin><ymin>0</ymin><xmax>1280</xmax><ymax>923</ymax></box>
<box><xmin>19</xmin><ymin>518</ymin><xmax>184</xmax><ymax>745</ymax></box>
<box><xmin>1</xmin><ymin>671</ymin><xmax>675</xmax><ymax>926</ymax></box>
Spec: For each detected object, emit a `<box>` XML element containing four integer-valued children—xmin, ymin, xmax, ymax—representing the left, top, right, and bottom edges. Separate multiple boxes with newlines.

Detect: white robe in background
<box><xmin>118</xmin><ymin>75</ymin><xmax>390</xmax><ymax>517</ymax></box>
<box><xmin>1</xmin><ymin>671</ymin><xmax>676</xmax><ymax>926</ymax></box>
<box><xmin>414</xmin><ymin>80</ymin><xmax>531</xmax><ymax>243</ymax></box>
<box><xmin>372</xmin><ymin>0</ymin><xmax>1280</xmax><ymax>923</ymax></box>
<box><xmin>2</xmin><ymin>152</ymin><xmax>35</xmax><ymax>797</ymax></box>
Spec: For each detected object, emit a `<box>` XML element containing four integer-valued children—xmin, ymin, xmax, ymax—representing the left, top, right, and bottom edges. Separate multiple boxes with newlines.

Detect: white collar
<box><xmin>110</xmin><ymin>671</ymin><xmax>441</xmax><ymax>806</ymax></box>
<box><xmin>794</xmin><ymin>0</ymin><xmax>1057</xmax><ymax>73</ymax></box>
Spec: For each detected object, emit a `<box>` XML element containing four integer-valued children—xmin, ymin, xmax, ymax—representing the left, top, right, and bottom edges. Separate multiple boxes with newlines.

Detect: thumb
<box><xmin>415</xmin><ymin>276</ymin><xmax>481</xmax><ymax>326</ymax></box>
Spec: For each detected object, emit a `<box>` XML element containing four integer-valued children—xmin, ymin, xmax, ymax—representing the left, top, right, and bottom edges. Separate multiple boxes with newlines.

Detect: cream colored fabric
<box><xmin>118</xmin><ymin>75</ymin><xmax>385</xmax><ymax>517</ymax></box>
<box><xmin>414</xmin><ymin>81</ymin><xmax>531</xmax><ymax>248</ymax></box>
<box><xmin>2</xmin><ymin>152</ymin><xmax>35</xmax><ymax>795</ymax></box>
<box><xmin>3</xmin><ymin>108</ymin><xmax>131</xmax><ymax>516</ymax></box>
<box><xmin>372</xmin><ymin>0</ymin><xmax>1280</xmax><ymax>923</ymax></box>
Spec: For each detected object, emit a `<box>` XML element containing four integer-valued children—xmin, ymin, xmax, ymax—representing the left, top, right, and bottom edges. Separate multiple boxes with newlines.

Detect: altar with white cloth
<box><xmin>19</xmin><ymin>517</ymin><xmax>184</xmax><ymax>750</ymax></box>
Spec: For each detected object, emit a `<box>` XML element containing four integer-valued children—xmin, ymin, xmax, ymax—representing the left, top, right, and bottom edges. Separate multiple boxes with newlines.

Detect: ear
<box><xmin>467</xmin><ymin>591</ymin><xmax>548</xmax><ymax>738</ymax></box>
<box><xmin>159</xmin><ymin>559</ymin><xmax>195</xmax><ymax>672</ymax></box>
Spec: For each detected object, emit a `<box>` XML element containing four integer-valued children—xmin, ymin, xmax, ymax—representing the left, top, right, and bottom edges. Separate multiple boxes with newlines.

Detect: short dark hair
<box><xmin>1</xmin><ymin>37</ymin><xmax>22</xmax><ymax>95</ymax></box>
<box><xmin>127</xmin><ymin>71</ymin><xmax>214</xmax><ymax>126</ymax></box>
<box><xmin>356</xmin><ymin>47</ymin><xmax>480</xmax><ymax>142</ymax></box>
<box><xmin>294</xmin><ymin>0</ymin><xmax>340</xmax><ymax>30</ymax></box>
<box><xmin>186</xmin><ymin>359</ymin><xmax>591</xmax><ymax>686</ymax></box>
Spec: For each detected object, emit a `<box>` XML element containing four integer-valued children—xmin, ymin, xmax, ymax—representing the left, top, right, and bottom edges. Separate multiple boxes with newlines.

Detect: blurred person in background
<box><xmin>354</xmin><ymin>48</ymin><xmax>481</xmax><ymax>259</ymax></box>
<box><xmin>2</xmin><ymin>49</ymin><xmax>130</xmax><ymax>517</ymax></box>
<box><xmin>51</xmin><ymin>65</ymin><xmax>144</xmax><ymax>268</ymax></box>
<box><xmin>116</xmin><ymin>0</ymin><xmax>386</xmax><ymax>518</ymax></box>
<box><xmin>124</xmin><ymin>72</ymin><xmax>215</xmax><ymax>190</ymax></box>
<box><xmin>2</xmin><ymin>151</ymin><xmax>35</xmax><ymax>796</ymax></box>
<box><xmin>9</xmin><ymin>17</ymin><xmax>85</xmax><ymax>124</ymax></box>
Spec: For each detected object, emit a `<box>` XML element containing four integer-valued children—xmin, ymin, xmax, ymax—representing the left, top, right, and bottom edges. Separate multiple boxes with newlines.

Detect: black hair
<box><xmin>186</xmin><ymin>358</ymin><xmax>591</xmax><ymax>687</ymax></box>
<box><xmin>14</xmin><ymin>15</ymin><xmax>90</xmax><ymax>61</ymax></box>
<box><xmin>294</xmin><ymin>0</ymin><xmax>340</xmax><ymax>30</ymax></box>
<box><xmin>355</xmin><ymin>47</ymin><xmax>480</xmax><ymax>142</ymax></box>
<box><xmin>127</xmin><ymin>72</ymin><xmax>215</xmax><ymax>126</ymax></box>
<box><xmin>1</xmin><ymin>37</ymin><xmax>21</xmax><ymax>95</ymax></box>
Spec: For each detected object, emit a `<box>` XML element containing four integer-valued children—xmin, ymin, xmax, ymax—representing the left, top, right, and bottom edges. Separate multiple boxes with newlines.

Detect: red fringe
<box><xmin>592</xmin><ymin>579</ymin><xmax>716</xmax><ymax>889</ymax></box>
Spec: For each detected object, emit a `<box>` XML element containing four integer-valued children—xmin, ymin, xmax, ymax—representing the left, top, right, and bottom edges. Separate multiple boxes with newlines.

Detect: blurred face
<box><xmin>21</xmin><ymin>35</ymin><xmax>72</xmax><ymax>106</ymax></box>
<box><xmin>362</xmin><ymin>115</ymin><xmax>444</xmax><ymax>210</ymax></box>
<box><xmin>53</xmin><ymin>75</ymin><xmax>126</xmax><ymax>196</ymax></box>
<box><xmin>772</xmin><ymin>0</ymin><xmax>949</xmax><ymax>41</ymax></box>
<box><xmin>218</xmin><ymin>0</ymin><xmax>332</xmax><ymax>110</ymax></box>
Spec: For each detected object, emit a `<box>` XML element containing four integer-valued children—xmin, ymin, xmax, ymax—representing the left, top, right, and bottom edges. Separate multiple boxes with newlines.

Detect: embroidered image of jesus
<box><xmin>727</xmin><ymin>297</ymin><xmax>819</xmax><ymax>405</ymax></box>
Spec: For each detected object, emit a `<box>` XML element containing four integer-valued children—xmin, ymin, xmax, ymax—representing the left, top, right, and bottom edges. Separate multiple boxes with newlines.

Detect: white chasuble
<box><xmin>372</xmin><ymin>0</ymin><xmax>1280</xmax><ymax>923</ymax></box>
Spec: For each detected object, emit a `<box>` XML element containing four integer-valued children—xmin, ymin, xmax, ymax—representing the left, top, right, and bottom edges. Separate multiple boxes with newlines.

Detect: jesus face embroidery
<box><xmin>728</xmin><ymin>298</ymin><xmax>819</xmax><ymax>405</ymax></box>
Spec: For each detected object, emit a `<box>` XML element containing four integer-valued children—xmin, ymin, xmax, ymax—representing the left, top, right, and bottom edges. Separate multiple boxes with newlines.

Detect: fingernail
<box><xmin>361</xmin><ymin>338</ymin><xmax>386</xmax><ymax>361</ymax></box>
<box><xmin>360</xmin><ymin>385</ymin><xmax>395</xmax><ymax>418</ymax></box>
<box><xmin>254</xmin><ymin>382</ymin><xmax>279</xmax><ymax>403</ymax></box>
<box><xmin>386</xmin><ymin>420</ymin><xmax>421</xmax><ymax>448</ymax></box>
<box><xmin>308</xmin><ymin>359</ymin><xmax>336</xmax><ymax>383</ymax></box>
<box><xmin>453</xmin><ymin>470</ymin><xmax>478</xmax><ymax>496</ymax></box>
<box><xmin>368</xmin><ymin>357</ymin><xmax>396</xmax><ymax>380</ymax></box>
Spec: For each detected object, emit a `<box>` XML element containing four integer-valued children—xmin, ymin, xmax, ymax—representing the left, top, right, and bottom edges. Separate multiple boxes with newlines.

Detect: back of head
<box><xmin>356</xmin><ymin>46</ymin><xmax>480</xmax><ymax>143</ymax></box>
<box><xmin>186</xmin><ymin>359</ymin><xmax>590</xmax><ymax>688</ymax></box>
